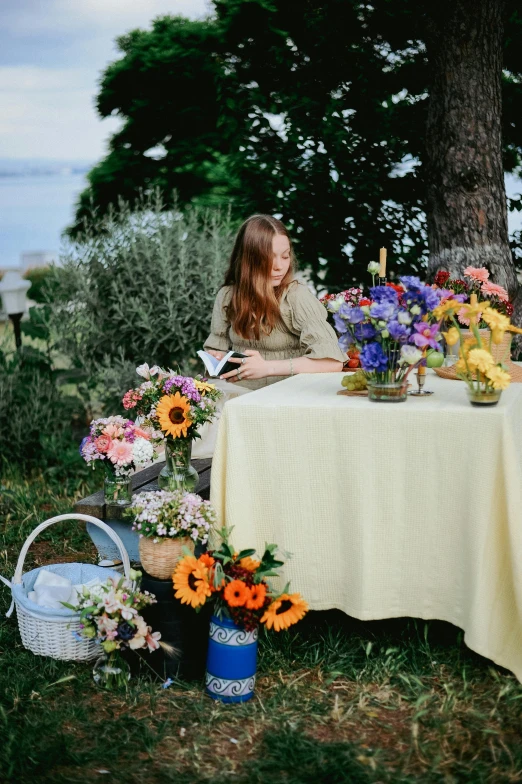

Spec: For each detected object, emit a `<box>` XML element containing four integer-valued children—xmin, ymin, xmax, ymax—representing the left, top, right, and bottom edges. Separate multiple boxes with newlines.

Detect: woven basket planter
<box><xmin>435</xmin><ymin>331</ymin><xmax>522</xmax><ymax>382</ymax></box>
<box><xmin>139</xmin><ymin>536</ymin><xmax>194</xmax><ymax>580</ymax></box>
<box><xmin>0</xmin><ymin>514</ymin><xmax>131</xmax><ymax>661</ymax></box>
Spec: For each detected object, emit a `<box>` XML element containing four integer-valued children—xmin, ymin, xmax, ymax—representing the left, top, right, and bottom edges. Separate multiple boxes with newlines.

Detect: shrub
<box><xmin>0</xmin><ymin>345</ymin><xmax>87</xmax><ymax>475</ymax></box>
<box><xmin>47</xmin><ymin>193</ymin><xmax>234</xmax><ymax>411</ymax></box>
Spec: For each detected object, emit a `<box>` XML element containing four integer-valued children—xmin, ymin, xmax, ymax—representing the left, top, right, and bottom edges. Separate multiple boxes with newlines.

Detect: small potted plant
<box><xmin>172</xmin><ymin>527</ymin><xmax>308</xmax><ymax>703</ymax></box>
<box><xmin>128</xmin><ymin>490</ymin><xmax>216</xmax><ymax>579</ymax></box>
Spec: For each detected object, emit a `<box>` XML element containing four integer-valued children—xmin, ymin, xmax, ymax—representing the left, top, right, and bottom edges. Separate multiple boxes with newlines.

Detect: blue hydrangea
<box><xmin>369</xmin><ymin>301</ymin><xmax>398</xmax><ymax>321</ymax></box>
<box><xmin>338</xmin><ymin>303</ymin><xmax>366</xmax><ymax>324</ymax></box>
<box><xmin>360</xmin><ymin>343</ymin><xmax>389</xmax><ymax>372</ymax></box>
<box><xmin>369</xmin><ymin>286</ymin><xmax>399</xmax><ymax>305</ymax></box>
<box><xmin>387</xmin><ymin>321</ymin><xmax>411</xmax><ymax>343</ymax></box>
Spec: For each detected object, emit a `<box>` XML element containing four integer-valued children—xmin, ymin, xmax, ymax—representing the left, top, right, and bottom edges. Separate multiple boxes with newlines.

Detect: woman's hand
<box><xmin>206</xmin><ymin>349</ymin><xmax>225</xmax><ymax>360</ymax></box>
<box><xmin>220</xmin><ymin>350</ymin><xmax>270</xmax><ymax>383</ymax></box>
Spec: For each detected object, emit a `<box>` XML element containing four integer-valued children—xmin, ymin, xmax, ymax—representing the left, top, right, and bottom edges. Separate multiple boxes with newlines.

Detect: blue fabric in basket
<box><xmin>11</xmin><ymin>563</ymin><xmax>122</xmax><ymax>621</ymax></box>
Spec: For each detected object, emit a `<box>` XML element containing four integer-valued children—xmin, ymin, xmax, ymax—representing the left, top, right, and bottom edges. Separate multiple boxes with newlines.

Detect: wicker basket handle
<box><xmin>12</xmin><ymin>514</ymin><xmax>132</xmax><ymax>585</ymax></box>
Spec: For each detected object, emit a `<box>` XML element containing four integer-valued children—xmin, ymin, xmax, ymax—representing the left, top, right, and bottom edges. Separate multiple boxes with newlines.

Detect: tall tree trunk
<box><xmin>424</xmin><ymin>0</ymin><xmax>521</xmax><ymax>330</ymax></box>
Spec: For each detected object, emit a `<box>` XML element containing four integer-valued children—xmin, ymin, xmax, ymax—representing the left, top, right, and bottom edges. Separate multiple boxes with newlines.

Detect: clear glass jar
<box><xmin>93</xmin><ymin>651</ymin><xmax>130</xmax><ymax>690</ymax></box>
<box><xmin>158</xmin><ymin>439</ymin><xmax>199</xmax><ymax>491</ymax></box>
<box><xmin>367</xmin><ymin>381</ymin><xmax>408</xmax><ymax>403</ymax></box>
<box><xmin>104</xmin><ymin>474</ymin><xmax>132</xmax><ymax>506</ymax></box>
<box><xmin>467</xmin><ymin>387</ymin><xmax>502</xmax><ymax>406</ymax></box>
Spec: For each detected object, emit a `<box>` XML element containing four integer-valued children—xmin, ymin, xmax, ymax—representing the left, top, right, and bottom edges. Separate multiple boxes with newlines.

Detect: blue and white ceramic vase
<box><xmin>205</xmin><ymin>614</ymin><xmax>258</xmax><ymax>703</ymax></box>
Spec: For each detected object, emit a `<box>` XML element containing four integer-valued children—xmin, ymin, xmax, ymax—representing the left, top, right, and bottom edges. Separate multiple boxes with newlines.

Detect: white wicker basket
<box><xmin>0</xmin><ymin>514</ymin><xmax>131</xmax><ymax>661</ymax></box>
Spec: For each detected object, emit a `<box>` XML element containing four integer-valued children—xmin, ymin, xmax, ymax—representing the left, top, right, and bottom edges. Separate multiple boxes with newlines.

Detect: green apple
<box><xmin>426</xmin><ymin>349</ymin><xmax>444</xmax><ymax>368</ymax></box>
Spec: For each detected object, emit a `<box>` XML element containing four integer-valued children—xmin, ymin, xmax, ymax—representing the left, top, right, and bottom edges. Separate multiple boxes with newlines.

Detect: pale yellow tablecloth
<box><xmin>210</xmin><ymin>372</ymin><xmax>522</xmax><ymax>681</ymax></box>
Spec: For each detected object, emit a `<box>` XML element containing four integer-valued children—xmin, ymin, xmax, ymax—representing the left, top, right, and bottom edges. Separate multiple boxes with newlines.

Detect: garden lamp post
<box><xmin>0</xmin><ymin>270</ymin><xmax>30</xmax><ymax>350</ymax></box>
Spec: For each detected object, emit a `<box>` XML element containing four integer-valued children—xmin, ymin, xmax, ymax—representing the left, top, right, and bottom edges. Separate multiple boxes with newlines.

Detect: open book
<box><xmin>197</xmin><ymin>350</ymin><xmax>247</xmax><ymax>378</ymax></box>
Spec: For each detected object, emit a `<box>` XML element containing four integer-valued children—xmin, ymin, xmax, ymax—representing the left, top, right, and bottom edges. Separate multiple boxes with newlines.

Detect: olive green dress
<box><xmin>204</xmin><ymin>280</ymin><xmax>346</xmax><ymax>390</ymax></box>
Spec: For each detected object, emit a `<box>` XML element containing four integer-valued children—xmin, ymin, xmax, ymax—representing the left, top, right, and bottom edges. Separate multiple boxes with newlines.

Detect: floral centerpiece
<box><xmin>172</xmin><ymin>527</ymin><xmax>308</xmax><ymax>703</ymax></box>
<box><xmin>433</xmin><ymin>293</ymin><xmax>522</xmax><ymax>406</ymax></box>
<box><xmin>80</xmin><ymin>416</ymin><xmax>156</xmax><ymax>505</ymax></box>
<box><xmin>433</xmin><ymin>266</ymin><xmax>515</xmax><ymax>366</ymax></box>
<box><xmin>127</xmin><ymin>490</ymin><xmax>217</xmax><ymax>579</ymax></box>
<box><xmin>434</xmin><ymin>267</ymin><xmax>514</xmax><ymax>322</ymax></box>
<box><xmin>122</xmin><ymin>363</ymin><xmax>222</xmax><ymax>490</ymax></box>
<box><xmin>65</xmin><ymin>571</ymin><xmax>161</xmax><ymax>690</ymax></box>
<box><xmin>329</xmin><ymin>275</ymin><xmax>443</xmax><ymax>402</ymax></box>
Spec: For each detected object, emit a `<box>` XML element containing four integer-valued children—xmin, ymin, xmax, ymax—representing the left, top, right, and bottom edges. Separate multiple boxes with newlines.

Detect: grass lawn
<box><xmin>1</xmin><ymin>471</ymin><xmax>522</xmax><ymax>784</ymax></box>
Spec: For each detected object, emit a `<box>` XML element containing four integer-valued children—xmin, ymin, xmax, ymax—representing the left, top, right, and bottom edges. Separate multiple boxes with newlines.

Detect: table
<box><xmin>210</xmin><ymin>372</ymin><xmax>522</xmax><ymax>681</ymax></box>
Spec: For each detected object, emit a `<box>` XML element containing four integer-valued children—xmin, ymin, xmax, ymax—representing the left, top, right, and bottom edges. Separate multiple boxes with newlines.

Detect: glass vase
<box><xmin>367</xmin><ymin>380</ymin><xmax>408</xmax><ymax>403</ymax></box>
<box><xmin>93</xmin><ymin>651</ymin><xmax>130</xmax><ymax>690</ymax></box>
<box><xmin>467</xmin><ymin>387</ymin><xmax>502</xmax><ymax>407</ymax></box>
<box><xmin>104</xmin><ymin>474</ymin><xmax>132</xmax><ymax>506</ymax></box>
<box><xmin>158</xmin><ymin>439</ymin><xmax>198</xmax><ymax>492</ymax></box>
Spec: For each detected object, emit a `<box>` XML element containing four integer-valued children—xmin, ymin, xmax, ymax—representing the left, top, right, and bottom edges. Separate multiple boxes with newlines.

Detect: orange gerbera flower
<box><xmin>173</xmin><ymin>556</ymin><xmax>211</xmax><ymax>608</ymax></box>
<box><xmin>261</xmin><ymin>593</ymin><xmax>308</xmax><ymax>631</ymax></box>
<box><xmin>224</xmin><ymin>580</ymin><xmax>251</xmax><ymax>608</ymax></box>
<box><xmin>198</xmin><ymin>553</ymin><xmax>215</xmax><ymax>569</ymax></box>
<box><xmin>245</xmin><ymin>582</ymin><xmax>267</xmax><ymax>610</ymax></box>
<box><xmin>156</xmin><ymin>392</ymin><xmax>192</xmax><ymax>438</ymax></box>
<box><xmin>239</xmin><ymin>556</ymin><xmax>261</xmax><ymax>572</ymax></box>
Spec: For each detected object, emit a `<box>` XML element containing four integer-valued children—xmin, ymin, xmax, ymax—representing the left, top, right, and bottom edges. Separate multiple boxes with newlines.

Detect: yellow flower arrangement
<box><xmin>438</xmin><ymin>295</ymin><xmax>514</xmax><ymax>399</ymax></box>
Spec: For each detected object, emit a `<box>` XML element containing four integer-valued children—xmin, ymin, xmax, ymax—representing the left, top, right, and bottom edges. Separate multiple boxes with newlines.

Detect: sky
<box><xmin>0</xmin><ymin>0</ymin><xmax>210</xmax><ymax>162</ymax></box>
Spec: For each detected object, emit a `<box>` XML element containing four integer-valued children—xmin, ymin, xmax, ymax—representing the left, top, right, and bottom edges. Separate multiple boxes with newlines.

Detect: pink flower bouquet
<box><xmin>80</xmin><ymin>416</ymin><xmax>156</xmax><ymax>478</ymax></box>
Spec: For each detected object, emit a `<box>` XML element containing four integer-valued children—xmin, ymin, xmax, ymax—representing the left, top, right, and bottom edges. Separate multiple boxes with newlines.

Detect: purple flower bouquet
<box><xmin>329</xmin><ymin>276</ymin><xmax>443</xmax><ymax>394</ymax></box>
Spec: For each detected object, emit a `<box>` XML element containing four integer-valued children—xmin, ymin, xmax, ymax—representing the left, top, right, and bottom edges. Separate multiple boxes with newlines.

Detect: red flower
<box><xmin>434</xmin><ymin>270</ymin><xmax>451</xmax><ymax>286</ymax></box>
<box><xmin>386</xmin><ymin>283</ymin><xmax>404</xmax><ymax>294</ymax></box>
<box><xmin>359</xmin><ymin>298</ymin><xmax>371</xmax><ymax>306</ymax></box>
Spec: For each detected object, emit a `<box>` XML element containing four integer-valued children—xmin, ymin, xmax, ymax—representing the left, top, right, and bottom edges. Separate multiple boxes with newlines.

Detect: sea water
<box><xmin>0</xmin><ymin>173</ymin><xmax>86</xmax><ymax>268</ymax></box>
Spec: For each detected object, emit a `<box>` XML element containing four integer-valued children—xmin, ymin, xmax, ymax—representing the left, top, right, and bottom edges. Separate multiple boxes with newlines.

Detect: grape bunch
<box><xmin>341</xmin><ymin>369</ymin><xmax>368</xmax><ymax>392</ymax></box>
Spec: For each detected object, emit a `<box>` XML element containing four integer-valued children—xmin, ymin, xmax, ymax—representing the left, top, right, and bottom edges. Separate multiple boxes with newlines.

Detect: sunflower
<box><xmin>156</xmin><ymin>393</ymin><xmax>192</xmax><ymax>438</ymax></box>
<box><xmin>239</xmin><ymin>556</ymin><xmax>261</xmax><ymax>572</ymax></box>
<box><xmin>245</xmin><ymin>582</ymin><xmax>267</xmax><ymax>610</ymax></box>
<box><xmin>173</xmin><ymin>556</ymin><xmax>211</xmax><ymax>608</ymax></box>
<box><xmin>224</xmin><ymin>579</ymin><xmax>251</xmax><ymax>608</ymax></box>
<box><xmin>261</xmin><ymin>593</ymin><xmax>309</xmax><ymax>631</ymax></box>
<box><xmin>194</xmin><ymin>379</ymin><xmax>216</xmax><ymax>396</ymax></box>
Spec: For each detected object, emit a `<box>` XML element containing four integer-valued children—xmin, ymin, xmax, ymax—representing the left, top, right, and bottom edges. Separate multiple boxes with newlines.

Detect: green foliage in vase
<box><xmin>70</xmin><ymin>0</ymin><xmax>522</xmax><ymax>288</ymax></box>
<box><xmin>49</xmin><ymin>194</ymin><xmax>234</xmax><ymax>413</ymax></box>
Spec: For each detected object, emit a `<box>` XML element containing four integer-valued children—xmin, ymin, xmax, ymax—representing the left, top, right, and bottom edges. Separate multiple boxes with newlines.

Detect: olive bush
<box><xmin>48</xmin><ymin>194</ymin><xmax>234</xmax><ymax>411</ymax></box>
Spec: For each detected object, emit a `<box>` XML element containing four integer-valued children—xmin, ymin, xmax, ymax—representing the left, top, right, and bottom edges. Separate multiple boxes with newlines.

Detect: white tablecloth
<box><xmin>210</xmin><ymin>372</ymin><xmax>522</xmax><ymax>681</ymax></box>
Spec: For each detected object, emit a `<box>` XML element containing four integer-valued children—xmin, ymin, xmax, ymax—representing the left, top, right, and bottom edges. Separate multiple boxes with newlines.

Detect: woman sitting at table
<box><xmin>204</xmin><ymin>214</ymin><xmax>345</xmax><ymax>391</ymax></box>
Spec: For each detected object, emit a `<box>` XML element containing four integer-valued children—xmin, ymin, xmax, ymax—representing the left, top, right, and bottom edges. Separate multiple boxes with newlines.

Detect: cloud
<box><xmin>0</xmin><ymin>0</ymin><xmax>210</xmax><ymax>159</ymax></box>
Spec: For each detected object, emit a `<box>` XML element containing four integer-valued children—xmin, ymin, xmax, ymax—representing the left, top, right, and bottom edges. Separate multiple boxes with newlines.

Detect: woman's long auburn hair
<box><xmin>223</xmin><ymin>214</ymin><xmax>295</xmax><ymax>341</ymax></box>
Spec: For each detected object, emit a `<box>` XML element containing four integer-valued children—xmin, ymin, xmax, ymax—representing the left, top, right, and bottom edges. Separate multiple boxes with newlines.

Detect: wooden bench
<box><xmin>73</xmin><ymin>458</ymin><xmax>212</xmax><ymax>521</ymax></box>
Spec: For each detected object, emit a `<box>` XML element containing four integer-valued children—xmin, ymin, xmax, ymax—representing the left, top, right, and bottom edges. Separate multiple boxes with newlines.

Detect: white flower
<box><xmin>367</xmin><ymin>261</ymin><xmax>380</xmax><ymax>275</ymax></box>
<box><xmin>132</xmin><ymin>437</ymin><xmax>154</xmax><ymax>465</ymax></box>
<box><xmin>397</xmin><ymin>311</ymin><xmax>412</xmax><ymax>325</ymax></box>
<box><xmin>399</xmin><ymin>345</ymin><xmax>423</xmax><ymax>365</ymax></box>
<box><xmin>410</xmin><ymin>304</ymin><xmax>421</xmax><ymax>316</ymax></box>
<box><xmin>136</xmin><ymin>363</ymin><xmax>151</xmax><ymax>379</ymax></box>
<box><xmin>326</xmin><ymin>296</ymin><xmax>343</xmax><ymax>313</ymax></box>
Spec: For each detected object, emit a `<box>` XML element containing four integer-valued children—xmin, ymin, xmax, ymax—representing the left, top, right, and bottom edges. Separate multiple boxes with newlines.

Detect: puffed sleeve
<box><xmin>284</xmin><ymin>282</ymin><xmax>346</xmax><ymax>361</ymax></box>
<box><xmin>204</xmin><ymin>286</ymin><xmax>232</xmax><ymax>352</ymax></box>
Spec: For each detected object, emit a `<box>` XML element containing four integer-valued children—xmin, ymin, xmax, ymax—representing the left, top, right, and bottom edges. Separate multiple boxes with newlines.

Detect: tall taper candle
<box><xmin>379</xmin><ymin>247</ymin><xmax>387</xmax><ymax>278</ymax></box>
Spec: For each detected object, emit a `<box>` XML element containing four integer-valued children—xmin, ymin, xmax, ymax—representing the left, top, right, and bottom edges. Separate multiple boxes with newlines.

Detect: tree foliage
<box><xmin>72</xmin><ymin>0</ymin><xmax>522</xmax><ymax>289</ymax></box>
